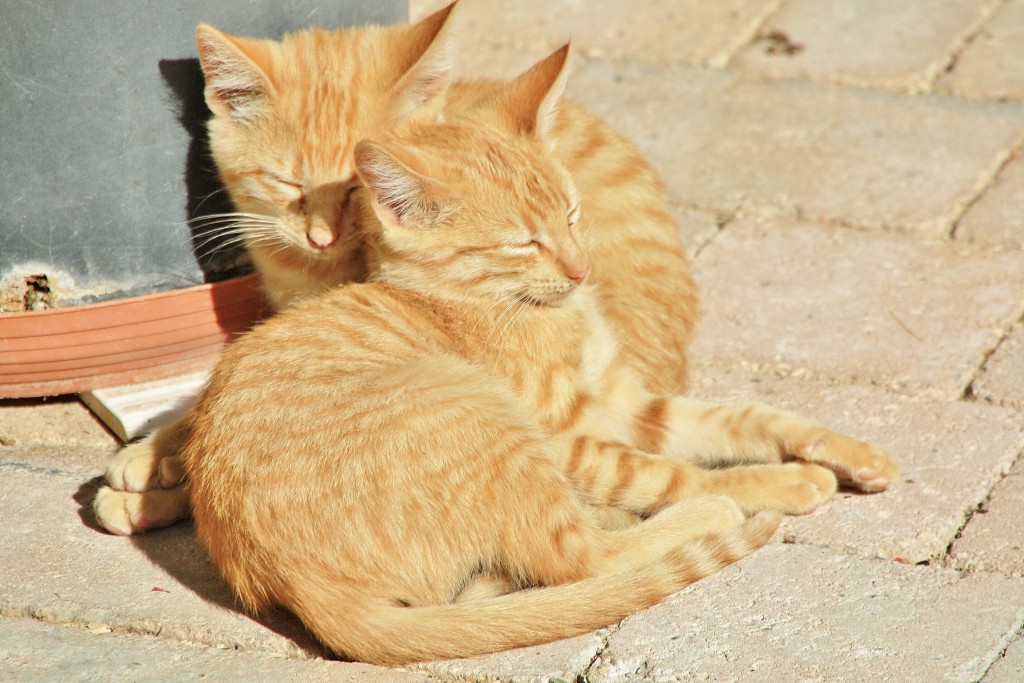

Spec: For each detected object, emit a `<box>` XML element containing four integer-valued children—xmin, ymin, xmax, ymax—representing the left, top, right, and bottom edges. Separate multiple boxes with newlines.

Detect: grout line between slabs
<box><xmin>960</xmin><ymin>312</ymin><xmax>1024</xmax><ymax>402</ymax></box>
<box><xmin>706</xmin><ymin>0</ymin><xmax>788</xmax><ymax>70</ymax></box>
<box><xmin>922</xmin><ymin>0</ymin><xmax>1008</xmax><ymax>95</ymax></box>
<box><xmin>937</xmin><ymin>442</ymin><xmax>1024</xmax><ymax>573</ymax></box>
<box><xmin>948</xmin><ymin>138</ymin><xmax>1024</xmax><ymax>241</ymax></box>
<box><xmin>969</xmin><ymin>608</ymin><xmax>1024</xmax><ymax>683</ymax></box>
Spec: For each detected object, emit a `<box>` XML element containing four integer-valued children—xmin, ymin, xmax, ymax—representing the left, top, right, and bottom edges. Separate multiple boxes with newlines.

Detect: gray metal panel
<box><xmin>0</xmin><ymin>0</ymin><xmax>405</xmax><ymax>305</ymax></box>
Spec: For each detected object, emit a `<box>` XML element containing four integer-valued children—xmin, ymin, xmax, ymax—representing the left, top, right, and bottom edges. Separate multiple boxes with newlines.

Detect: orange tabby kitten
<box><xmin>182</xmin><ymin>46</ymin><xmax>895</xmax><ymax>665</ymax></box>
<box><xmin>93</xmin><ymin>5</ymin><xmax>460</xmax><ymax>533</ymax></box>
<box><xmin>94</xmin><ymin>4</ymin><xmax>698</xmax><ymax>535</ymax></box>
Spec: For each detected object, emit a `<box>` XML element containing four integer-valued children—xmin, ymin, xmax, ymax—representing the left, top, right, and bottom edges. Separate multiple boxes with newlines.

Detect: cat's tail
<box><xmin>289</xmin><ymin>510</ymin><xmax>779</xmax><ymax>666</ymax></box>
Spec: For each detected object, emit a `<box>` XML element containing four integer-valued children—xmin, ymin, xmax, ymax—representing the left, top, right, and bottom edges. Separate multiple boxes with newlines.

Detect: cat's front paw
<box><xmin>798</xmin><ymin>433</ymin><xmax>898</xmax><ymax>493</ymax></box>
<box><xmin>93</xmin><ymin>485</ymin><xmax>191</xmax><ymax>535</ymax></box>
<box><xmin>105</xmin><ymin>442</ymin><xmax>184</xmax><ymax>492</ymax></box>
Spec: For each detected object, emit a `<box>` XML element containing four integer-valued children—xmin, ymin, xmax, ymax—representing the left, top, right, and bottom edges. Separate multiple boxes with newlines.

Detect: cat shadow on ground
<box><xmin>73</xmin><ymin>474</ymin><xmax>325</xmax><ymax>657</ymax></box>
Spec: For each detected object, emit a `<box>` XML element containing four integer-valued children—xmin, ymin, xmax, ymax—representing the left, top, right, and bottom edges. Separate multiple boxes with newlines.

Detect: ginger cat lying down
<box><xmin>94</xmin><ymin>2</ymin><xmax>701</xmax><ymax>535</ymax></box>
<box><xmin>181</xmin><ymin>45</ymin><xmax>897</xmax><ymax>665</ymax></box>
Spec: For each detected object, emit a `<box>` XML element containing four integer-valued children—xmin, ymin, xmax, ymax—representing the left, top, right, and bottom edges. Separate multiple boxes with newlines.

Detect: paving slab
<box><xmin>937</xmin><ymin>0</ymin><xmax>1024</xmax><ymax>102</ymax></box>
<box><xmin>0</xmin><ymin>397</ymin><xmax>117</xmax><ymax>449</ymax></box>
<box><xmin>690</xmin><ymin>218</ymin><xmax>1024</xmax><ymax>399</ymax></box>
<box><xmin>949</xmin><ymin>452</ymin><xmax>1024</xmax><ymax>577</ymax></box>
<box><xmin>0</xmin><ymin>616</ymin><xmax>426</xmax><ymax>683</ymax></box>
<box><xmin>688</xmin><ymin>363</ymin><xmax>1024</xmax><ymax>563</ymax></box>
<box><xmin>984</xmin><ymin>629</ymin><xmax>1024</xmax><ymax>682</ymax></box>
<box><xmin>589</xmin><ymin>543</ymin><xmax>1024</xmax><ymax>683</ymax></box>
<box><xmin>411</xmin><ymin>0</ymin><xmax>781</xmax><ymax>76</ymax></box>
<box><xmin>731</xmin><ymin>0</ymin><xmax>990</xmax><ymax>92</ymax></box>
<box><xmin>416</xmin><ymin>632</ymin><xmax>604</xmax><ymax>683</ymax></box>
<box><xmin>0</xmin><ymin>465</ymin><xmax>318</xmax><ymax>657</ymax></box>
<box><xmin>566</xmin><ymin>60</ymin><xmax>1024</xmax><ymax>234</ymax></box>
<box><xmin>972</xmin><ymin>321</ymin><xmax>1024</xmax><ymax>410</ymax></box>
<box><xmin>0</xmin><ymin>443</ymin><xmax>114</xmax><ymax>483</ymax></box>
<box><xmin>956</xmin><ymin>153</ymin><xmax>1024</xmax><ymax>248</ymax></box>
<box><xmin>673</xmin><ymin>204</ymin><xmax>722</xmax><ymax>258</ymax></box>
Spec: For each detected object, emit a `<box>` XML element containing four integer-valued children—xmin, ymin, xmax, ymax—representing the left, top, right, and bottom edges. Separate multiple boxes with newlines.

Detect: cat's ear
<box><xmin>493</xmin><ymin>42</ymin><xmax>571</xmax><ymax>139</ymax></box>
<box><xmin>196</xmin><ymin>23</ymin><xmax>276</xmax><ymax>121</ymax></box>
<box><xmin>390</xmin><ymin>2</ymin><xmax>460</xmax><ymax>115</ymax></box>
<box><xmin>354</xmin><ymin>140</ymin><xmax>447</xmax><ymax>229</ymax></box>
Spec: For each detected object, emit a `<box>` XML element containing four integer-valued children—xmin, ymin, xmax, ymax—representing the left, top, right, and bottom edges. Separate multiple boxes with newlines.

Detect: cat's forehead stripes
<box><xmin>274</xmin><ymin>30</ymin><xmax>387</xmax><ymax>181</ymax></box>
<box><xmin>450</xmin><ymin>138</ymin><xmax>576</xmax><ymax>221</ymax></box>
<box><xmin>242</xmin><ymin>21</ymin><xmax>448</xmax><ymax>185</ymax></box>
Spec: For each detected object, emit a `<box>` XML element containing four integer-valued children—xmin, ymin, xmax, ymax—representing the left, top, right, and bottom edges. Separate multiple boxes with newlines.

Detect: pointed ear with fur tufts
<box><xmin>390</xmin><ymin>1</ymin><xmax>460</xmax><ymax>117</ymax></box>
<box><xmin>354</xmin><ymin>140</ymin><xmax>447</xmax><ymax>229</ymax></box>
<box><xmin>195</xmin><ymin>23</ymin><xmax>276</xmax><ymax>121</ymax></box>
<box><xmin>491</xmin><ymin>42</ymin><xmax>572</xmax><ymax>139</ymax></box>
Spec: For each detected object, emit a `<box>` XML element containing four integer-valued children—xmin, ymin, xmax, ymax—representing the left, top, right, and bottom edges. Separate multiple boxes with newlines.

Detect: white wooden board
<box><xmin>79</xmin><ymin>372</ymin><xmax>209</xmax><ymax>442</ymax></box>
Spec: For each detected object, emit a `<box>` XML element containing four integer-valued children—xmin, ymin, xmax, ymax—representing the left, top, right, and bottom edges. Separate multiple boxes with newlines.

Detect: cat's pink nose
<box><xmin>307</xmin><ymin>229</ymin><xmax>337</xmax><ymax>250</ymax></box>
<box><xmin>566</xmin><ymin>264</ymin><xmax>590</xmax><ymax>284</ymax></box>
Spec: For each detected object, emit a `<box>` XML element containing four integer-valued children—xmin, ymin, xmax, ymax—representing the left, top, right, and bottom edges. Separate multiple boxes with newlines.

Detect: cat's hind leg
<box><xmin>630</xmin><ymin>397</ymin><xmax>897</xmax><ymax>493</ymax></box>
<box><xmin>555</xmin><ymin>434</ymin><xmax>836</xmax><ymax>516</ymax></box>
<box><xmin>498</xmin><ymin>479</ymin><xmax>778</xmax><ymax>590</ymax></box>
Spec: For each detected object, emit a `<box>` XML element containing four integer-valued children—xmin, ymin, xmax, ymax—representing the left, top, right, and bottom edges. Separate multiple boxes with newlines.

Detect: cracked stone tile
<box><xmin>673</xmin><ymin>204</ymin><xmax>722</xmax><ymax>258</ymax></box>
<box><xmin>0</xmin><ymin>397</ymin><xmax>117</xmax><ymax>450</ymax></box>
<box><xmin>984</xmin><ymin>629</ymin><xmax>1024</xmax><ymax>682</ymax></box>
<box><xmin>0</xmin><ymin>444</ymin><xmax>115</xmax><ymax>480</ymax></box>
<box><xmin>690</xmin><ymin>218</ymin><xmax>1024</xmax><ymax>399</ymax></box>
<box><xmin>937</xmin><ymin>0</ymin><xmax>1024</xmax><ymax>102</ymax></box>
<box><xmin>688</xmin><ymin>363</ymin><xmax>1024</xmax><ymax>563</ymax></box>
<box><xmin>949</xmin><ymin>452</ymin><xmax>1024</xmax><ymax>577</ymax></box>
<box><xmin>731</xmin><ymin>0</ymin><xmax>990</xmax><ymax>92</ymax></box>
<box><xmin>410</xmin><ymin>0</ymin><xmax>781</xmax><ymax>76</ymax></box>
<box><xmin>972</xmin><ymin>321</ymin><xmax>1024</xmax><ymax>410</ymax></box>
<box><xmin>957</xmin><ymin>153</ymin><xmax>1024</xmax><ymax>248</ymax></box>
<box><xmin>0</xmin><ymin>616</ymin><xmax>425</xmax><ymax>683</ymax></box>
<box><xmin>415</xmin><ymin>631</ymin><xmax>605</xmax><ymax>683</ymax></box>
<box><xmin>566</xmin><ymin>60</ymin><xmax>1024</xmax><ymax>234</ymax></box>
<box><xmin>589</xmin><ymin>544</ymin><xmax>1024</xmax><ymax>683</ymax></box>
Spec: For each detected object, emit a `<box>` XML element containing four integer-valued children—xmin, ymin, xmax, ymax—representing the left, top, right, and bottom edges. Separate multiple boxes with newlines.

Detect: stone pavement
<box><xmin>3</xmin><ymin>0</ymin><xmax>1023</xmax><ymax>680</ymax></box>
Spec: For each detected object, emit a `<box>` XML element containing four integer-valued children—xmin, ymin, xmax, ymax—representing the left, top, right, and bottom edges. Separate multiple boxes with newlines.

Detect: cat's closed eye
<box><xmin>263</xmin><ymin>172</ymin><xmax>304</xmax><ymax>201</ymax></box>
<box><xmin>503</xmin><ymin>238</ymin><xmax>540</xmax><ymax>255</ymax></box>
<box><xmin>512</xmin><ymin>237</ymin><xmax>544</xmax><ymax>253</ymax></box>
<box><xmin>340</xmin><ymin>185</ymin><xmax>358</xmax><ymax>211</ymax></box>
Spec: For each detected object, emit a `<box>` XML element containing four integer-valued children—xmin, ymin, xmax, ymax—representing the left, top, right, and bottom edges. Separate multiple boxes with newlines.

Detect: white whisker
<box><xmin>193</xmin><ymin>230</ymin><xmax>279</xmax><ymax>253</ymax></box>
<box><xmin>472</xmin><ymin>295</ymin><xmax>511</xmax><ymax>338</ymax></box>
<box><xmin>186</xmin><ymin>211</ymin><xmax>278</xmax><ymax>225</ymax></box>
<box><xmin>497</xmin><ymin>296</ymin><xmax>532</xmax><ymax>357</ymax></box>
<box><xmin>190</xmin><ymin>187</ymin><xmax>232</xmax><ymax>214</ymax></box>
<box><xmin>490</xmin><ymin>294</ymin><xmax>531</xmax><ymax>357</ymax></box>
<box><xmin>484</xmin><ymin>296</ymin><xmax>519</xmax><ymax>350</ymax></box>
